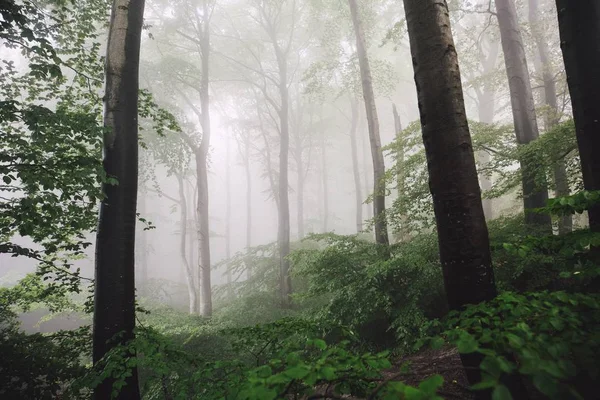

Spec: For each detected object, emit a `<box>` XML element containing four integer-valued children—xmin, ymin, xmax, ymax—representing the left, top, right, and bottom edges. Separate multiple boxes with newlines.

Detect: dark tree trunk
<box><xmin>403</xmin><ymin>0</ymin><xmax>496</xmax><ymax>324</ymax></box>
<box><xmin>529</xmin><ymin>0</ymin><xmax>571</xmax><ymax>234</ymax></box>
<box><xmin>348</xmin><ymin>0</ymin><xmax>389</xmax><ymax>247</ymax></box>
<box><xmin>403</xmin><ymin>2</ymin><xmax>530</xmax><ymax>399</ymax></box>
<box><xmin>555</xmin><ymin>0</ymin><xmax>600</xmax><ymax>235</ymax></box>
<box><xmin>92</xmin><ymin>0</ymin><xmax>145</xmax><ymax>398</ymax></box>
<box><xmin>350</xmin><ymin>97</ymin><xmax>363</xmax><ymax>233</ymax></box>
<box><xmin>496</xmin><ymin>0</ymin><xmax>552</xmax><ymax>233</ymax></box>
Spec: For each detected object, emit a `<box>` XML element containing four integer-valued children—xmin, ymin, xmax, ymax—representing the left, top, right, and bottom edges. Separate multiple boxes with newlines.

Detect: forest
<box><xmin>1</xmin><ymin>0</ymin><xmax>599</xmax><ymax>399</ymax></box>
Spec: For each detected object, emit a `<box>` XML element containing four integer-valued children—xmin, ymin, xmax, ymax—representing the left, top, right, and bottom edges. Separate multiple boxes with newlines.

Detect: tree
<box><xmin>555</xmin><ymin>0</ymin><xmax>600</xmax><ymax>235</ymax></box>
<box><xmin>165</xmin><ymin>0</ymin><xmax>214</xmax><ymax>317</ymax></box>
<box><xmin>350</xmin><ymin>97</ymin><xmax>363</xmax><ymax>233</ymax></box>
<box><xmin>496</xmin><ymin>0</ymin><xmax>552</xmax><ymax>232</ymax></box>
<box><xmin>528</xmin><ymin>0</ymin><xmax>571</xmax><ymax>234</ymax></box>
<box><xmin>402</xmin><ymin>0</ymin><xmax>498</xmax><ymax>395</ymax></box>
<box><xmin>92</xmin><ymin>0</ymin><xmax>145</xmax><ymax>398</ymax></box>
<box><xmin>348</xmin><ymin>0</ymin><xmax>389</xmax><ymax>247</ymax></box>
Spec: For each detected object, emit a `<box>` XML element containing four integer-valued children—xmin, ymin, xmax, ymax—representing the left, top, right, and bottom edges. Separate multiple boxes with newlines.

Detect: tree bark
<box><xmin>404</xmin><ymin>2</ymin><xmax>504</xmax><ymax>398</ymax></box>
<box><xmin>555</xmin><ymin>0</ymin><xmax>600</xmax><ymax>236</ymax></box>
<box><xmin>496</xmin><ymin>0</ymin><xmax>552</xmax><ymax>233</ymax></box>
<box><xmin>350</xmin><ymin>97</ymin><xmax>363</xmax><ymax>233</ymax></box>
<box><xmin>529</xmin><ymin>0</ymin><xmax>572</xmax><ymax>234</ymax></box>
<box><xmin>93</xmin><ymin>0</ymin><xmax>144</xmax><ymax>398</ymax></box>
<box><xmin>348</xmin><ymin>0</ymin><xmax>389</xmax><ymax>247</ymax></box>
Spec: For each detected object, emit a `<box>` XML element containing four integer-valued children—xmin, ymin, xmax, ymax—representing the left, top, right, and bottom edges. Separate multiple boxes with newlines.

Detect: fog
<box><xmin>0</xmin><ymin>0</ymin><xmax>569</xmax><ymax>314</ymax></box>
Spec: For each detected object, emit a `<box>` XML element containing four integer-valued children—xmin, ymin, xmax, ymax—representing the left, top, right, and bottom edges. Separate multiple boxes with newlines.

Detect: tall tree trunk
<box><xmin>475</xmin><ymin>39</ymin><xmax>500</xmax><ymax>220</ymax></box>
<box><xmin>244</xmin><ymin>135</ymin><xmax>252</xmax><ymax>279</ymax></box>
<box><xmin>225</xmin><ymin>136</ymin><xmax>233</xmax><ymax>298</ymax></box>
<box><xmin>350</xmin><ymin>97</ymin><xmax>363</xmax><ymax>233</ymax></box>
<box><xmin>496</xmin><ymin>0</ymin><xmax>552</xmax><ymax>233</ymax></box>
<box><xmin>274</xmin><ymin>46</ymin><xmax>292</xmax><ymax>304</ymax></box>
<box><xmin>348</xmin><ymin>0</ymin><xmax>389</xmax><ymax>247</ymax></box>
<box><xmin>529</xmin><ymin>0</ymin><xmax>572</xmax><ymax>234</ymax></box>
<box><xmin>392</xmin><ymin>103</ymin><xmax>409</xmax><ymax>241</ymax></box>
<box><xmin>136</xmin><ymin>187</ymin><xmax>148</xmax><ymax>293</ymax></box>
<box><xmin>555</xmin><ymin>1</ymin><xmax>600</xmax><ymax>236</ymax></box>
<box><xmin>196</xmin><ymin>1</ymin><xmax>212</xmax><ymax>317</ymax></box>
<box><xmin>403</xmin><ymin>2</ymin><xmax>529</xmax><ymax>399</ymax></box>
<box><xmin>360</xmin><ymin>113</ymin><xmax>373</xmax><ymax>224</ymax></box>
<box><xmin>295</xmin><ymin>129</ymin><xmax>305</xmax><ymax>239</ymax></box>
<box><xmin>321</xmin><ymin>127</ymin><xmax>329</xmax><ymax>232</ymax></box>
<box><xmin>93</xmin><ymin>0</ymin><xmax>144</xmax><ymax>398</ymax></box>
<box><xmin>195</xmin><ymin>150</ymin><xmax>211</xmax><ymax>316</ymax></box>
<box><xmin>177</xmin><ymin>173</ymin><xmax>198</xmax><ymax>314</ymax></box>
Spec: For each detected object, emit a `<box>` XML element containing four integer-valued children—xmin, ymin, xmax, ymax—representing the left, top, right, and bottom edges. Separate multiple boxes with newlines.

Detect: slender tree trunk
<box><xmin>195</xmin><ymin>149</ymin><xmax>211</xmax><ymax>316</ymax></box>
<box><xmin>392</xmin><ymin>103</ymin><xmax>409</xmax><ymax>241</ymax></box>
<box><xmin>295</xmin><ymin>130</ymin><xmax>305</xmax><ymax>239</ymax></box>
<box><xmin>196</xmin><ymin>1</ymin><xmax>212</xmax><ymax>317</ymax></box>
<box><xmin>475</xmin><ymin>39</ymin><xmax>499</xmax><ymax>220</ymax></box>
<box><xmin>404</xmin><ymin>3</ymin><xmax>531</xmax><ymax>397</ymax></box>
<box><xmin>244</xmin><ymin>135</ymin><xmax>252</xmax><ymax>279</ymax></box>
<box><xmin>348</xmin><ymin>0</ymin><xmax>389</xmax><ymax>247</ymax></box>
<box><xmin>177</xmin><ymin>174</ymin><xmax>198</xmax><ymax>314</ymax></box>
<box><xmin>275</xmin><ymin>46</ymin><xmax>292</xmax><ymax>304</ymax></box>
<box><xmin>529</xmin><ymin>0</ymin><xmax>572</xmax><ymax>234</ymax></box>
<box><xmin>136</xmin><ymin>187</ymin><xmax>148</xmax><ymax>293</ymax></box>
<box><xmin>93</xmin><ymin>0</ymin><xmax>144</xmax><ymax>398</ymax></box>
<box><xmin>350</xmin><ymin>97</ymin><xmax>363</xmax><ymax>233</ymax></box>
<box><xmin>496</xmin><ymin>0</ymin><xmax>552</xmax><ymax>232</ymax></box>
<box><xmin>555</xmin><ymin>0</ymin><xmax>600</xmax><ymax>235</ymax></box>
<box><xmin>225</xmin><ymin>136</ymin><xmax>233</xmax><ymax>298</ymax></box>
<box><xmin>360</xmin><ymin>113</ymin><xmax>373</xmax><ymax>224</ymax></box>
<box><xmin>321</xmin><ymin>127</ymin><xmax>329</xmax><ymax>233</ymax></box>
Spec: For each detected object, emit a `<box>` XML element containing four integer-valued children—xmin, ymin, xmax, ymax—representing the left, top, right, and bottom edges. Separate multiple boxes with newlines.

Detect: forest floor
<box><xmin>307</xmin><ymin>346</ymin><xmax>474</xmax><ymax>399</ymax></box>
<box><xmin>387</xmin><ymin>346</ymin><xmax>474</xmax><ymax>399</ymax></box>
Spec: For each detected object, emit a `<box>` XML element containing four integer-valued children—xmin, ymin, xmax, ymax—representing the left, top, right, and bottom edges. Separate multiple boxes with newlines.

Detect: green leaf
<box><xmin>418</xmin><ymin>374</ymin><xmax>443</xmax><ymax>394</ymax></box>
<box><xmin>456</xmin><ymin>332</ymin><xmax>478</xmax><ymax>354</ymax></box>
<box><xmin>492</xmin><ymin>385</ymin><xmax>512</xmax><ymax>400</ymax></box>
<box><xmin>284</xmin><ymin>365</ymin><xmax>310</xmax><ymax>379</ymax></box>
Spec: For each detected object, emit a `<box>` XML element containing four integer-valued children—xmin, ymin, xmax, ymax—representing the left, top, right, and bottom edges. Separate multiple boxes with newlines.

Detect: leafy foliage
<box><xmin>421</xmin><ymin>290</ymin><xmax>599</xmax><ymax>399</ymax></box>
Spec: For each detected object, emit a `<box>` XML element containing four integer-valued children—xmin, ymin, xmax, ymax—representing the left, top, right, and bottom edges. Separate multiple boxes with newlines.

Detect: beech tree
<box><xmin>92</xmin><ymin>0</ymin><xmax>145</xmax><ymax>398</ymax></box>
<box><xmin>555</xmin><ymin>0</ymin><xmax>600</xmax><ymax>235</ymax></box>
<box><xmin>402</xmin><ymin>0</ymin><xmax>498</xmax><ymax>395</ymax></box>
<box><xmin>528</xmin><ymin>0</ymin><xmax>571</xmax><ymax>234</ymax></box>
<box><xmin>348</xmin><ymin>0</ymin><xmax>389</xmax><ymax>247</ymax></box>
<box><xmin>496</xmin><ymin>0</ymin><xmax>552</xmax><ymax>232</ymax></box>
